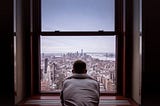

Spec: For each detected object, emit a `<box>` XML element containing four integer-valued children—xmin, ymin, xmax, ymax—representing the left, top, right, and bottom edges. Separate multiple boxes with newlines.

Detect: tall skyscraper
<box><xmin>81</xmin><ymin>49</ymin><xmax>83</xmax><ymax>56</ymax></box>
<box><xmin>44</xmin><ymin>58</ymin><xmax>48</xmax><ymax>73</ymax></box>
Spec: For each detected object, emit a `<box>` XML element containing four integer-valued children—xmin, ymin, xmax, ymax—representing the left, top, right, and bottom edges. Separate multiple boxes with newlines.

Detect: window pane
<box><xmin>40</xmin><ymin>36</ymin><xmax>117</xmax><ymax>93</ymax></box>
<box><xmin>42</xmin><ymin>0</ymin><xmax>115</xmax><ymax>31</ymax></box>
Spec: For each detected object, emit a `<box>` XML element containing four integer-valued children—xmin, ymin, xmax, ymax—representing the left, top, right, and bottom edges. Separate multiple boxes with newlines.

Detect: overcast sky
<box><xmin>42</xmin><ymin>0</ymin><xmax>114</xmax><ymax>31</ymax></box>
<box><xmin>41</xmin><ymin>0</ymin><xmax>115</xmax><ymax>53</ymax></box>
<box><xmin>41</xmin><ymin>36</ymin><xmax>116</xmax><ymax>53</ymax></box>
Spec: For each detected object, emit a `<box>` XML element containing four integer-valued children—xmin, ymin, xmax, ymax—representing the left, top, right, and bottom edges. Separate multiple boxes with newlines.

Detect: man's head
<box><xmin>72</xmin><ymin>60</ymin><xmax>87</xmax><ymax>74</ymax></box>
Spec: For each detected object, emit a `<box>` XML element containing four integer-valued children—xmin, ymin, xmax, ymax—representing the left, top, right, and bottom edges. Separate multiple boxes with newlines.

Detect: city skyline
<box><xmin>41</xmin><ymin>48</ymin><xmax>116</xmax><ymax>92</ymax></box>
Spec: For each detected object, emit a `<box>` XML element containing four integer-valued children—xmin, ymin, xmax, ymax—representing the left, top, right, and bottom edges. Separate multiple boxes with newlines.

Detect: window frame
<box><xmin>31</xmin><ymin>0</ymin><xmax>124</xmax><ymax>96</ymax></box>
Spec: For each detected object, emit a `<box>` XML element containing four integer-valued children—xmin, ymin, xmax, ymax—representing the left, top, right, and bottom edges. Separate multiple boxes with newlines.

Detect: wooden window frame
<box><xmin>31</xmin><ymin>0</ymin><xmax>125</xmax><ymax>96</ymax></box>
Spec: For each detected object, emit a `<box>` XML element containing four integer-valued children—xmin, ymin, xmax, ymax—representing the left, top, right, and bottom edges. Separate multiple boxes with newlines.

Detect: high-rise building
<box><xmin>81</xmin><ymin>49</ymin><xmax>83</xmax><ymax>56</ymax></box>
<box><xmin>44</xmin><ymin>58</ymin><xmax>48</xmax><ymax>73</ymax></box>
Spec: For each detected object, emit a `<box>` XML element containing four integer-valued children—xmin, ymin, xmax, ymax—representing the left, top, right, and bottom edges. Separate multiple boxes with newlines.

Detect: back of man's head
<box><xmin>73</xmin><ymin>60</ymin><xmax>87</xmax><ymax>74</ymax></box>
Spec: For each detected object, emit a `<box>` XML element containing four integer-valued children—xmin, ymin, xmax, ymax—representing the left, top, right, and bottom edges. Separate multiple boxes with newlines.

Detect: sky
<box><xmin>41</xmin><ymin>36</ymin><xmax>116</xmax><ymax>53</ymax></box>
<box><xmin>41</xmin><ymin>0</ymin><xmax>115</xmax><ymax>53</ymax></box>
<box><xmin>42</xmin><ymin>0</ymin><xmax>115</xmax><ymax>31</ymax></box>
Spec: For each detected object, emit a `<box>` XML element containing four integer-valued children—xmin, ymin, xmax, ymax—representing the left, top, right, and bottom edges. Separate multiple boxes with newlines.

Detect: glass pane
<box><xmin>42</xmin><ymin>0</ymin><xmax>115</xmax><ymax>31</ymax></box>
<box><xmin>40</xmin><ymin>36</ymin><xmax>117</xmax><ymax>93</ymax></box>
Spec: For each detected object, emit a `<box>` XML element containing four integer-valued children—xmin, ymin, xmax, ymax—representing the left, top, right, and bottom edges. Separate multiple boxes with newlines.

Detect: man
<box><xmin>60</xmin><ymin>60</ymin><xmax>100</xmax><ymax>106</ymax></box>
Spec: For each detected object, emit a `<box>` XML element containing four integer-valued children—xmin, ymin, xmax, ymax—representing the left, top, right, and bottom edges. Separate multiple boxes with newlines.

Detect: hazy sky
<box><xmin>41</xmin><ymin>0</ymin><xmax>115</xmax><ymax>53</ymax></box>
<box><xmin>41</xmin><ymin>36</ymin><xmax>116</xmax><ymax>53</ymax></box>
<box><xmin>42</xmin><ymin>0</ymin><xmax>115</xmax><ymax>31</ymax></box>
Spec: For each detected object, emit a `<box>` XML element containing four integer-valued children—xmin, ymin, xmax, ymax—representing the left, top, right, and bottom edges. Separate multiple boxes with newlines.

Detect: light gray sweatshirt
<box><xmin>60</xmin><ymin>74</ymin><xmax>100</xmax><ymax>106</ymax></box>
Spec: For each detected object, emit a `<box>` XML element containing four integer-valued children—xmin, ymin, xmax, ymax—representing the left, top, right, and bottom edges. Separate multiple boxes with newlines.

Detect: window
<box><xmin>39</xmin><ymin>0</ymin><xmax>123</xmax><ymax>94</ymax></box>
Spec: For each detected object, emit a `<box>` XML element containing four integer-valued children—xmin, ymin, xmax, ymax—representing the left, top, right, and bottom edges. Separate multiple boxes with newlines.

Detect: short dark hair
<box><xmin>73</xmin><ymin>60</ymin><xmax>86</xmax><ymax>74</ymax></box>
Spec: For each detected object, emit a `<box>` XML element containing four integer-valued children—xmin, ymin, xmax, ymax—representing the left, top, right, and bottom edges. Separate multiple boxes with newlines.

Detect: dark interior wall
<box><xmin>0</xmin><ymin>0</ymin><xmax>31</xmax><ymax>105</ymax></box>
<box><xmin>15</xmin><ymin>0</ymin><xmax>31</xmax><ymax>103</ymax></box>
<box><xmin>142</xmin><ymin>0</ymin><xmax>160</xmax><ymax>105</ymax></box>
<box><xmin>132</xmin><ymin>0</ymin><xmax>141</xmax><ymax>104</ymax></box>
<box><xmin>0</xmin><ymin>0</ymin><xmax>14</xmax><ymax>106</ymax></box>
<box><xmin>125</xmin><ymin>0</ymin><xmax>133</xmax><ymax>98</ymax></box>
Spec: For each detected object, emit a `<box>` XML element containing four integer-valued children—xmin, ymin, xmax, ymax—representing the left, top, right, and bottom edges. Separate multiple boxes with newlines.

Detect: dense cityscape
<box><xmin>41</xmin><ymin>49</ymin><xmax>116</xmax><ymax>93</ymax></box>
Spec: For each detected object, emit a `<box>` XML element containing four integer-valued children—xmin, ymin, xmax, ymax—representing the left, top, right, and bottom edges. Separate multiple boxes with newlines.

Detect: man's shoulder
<box><xmin>65</xmin><ymin>74</ymin><xmax>93</xmax><ymax>79</ymax></box>
<box><xmin>64</xmin><ymin>74</ymin><xmax>99</xmax><ymax>83</ymax></box>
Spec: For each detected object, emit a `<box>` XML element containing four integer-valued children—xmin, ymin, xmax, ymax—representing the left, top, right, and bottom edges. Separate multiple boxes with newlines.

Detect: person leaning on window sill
<box><xmin>60</xmin><ymin>60</ymin><xmax>100</xmax><ymax>106</ymax></box>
